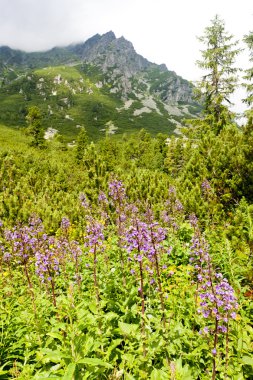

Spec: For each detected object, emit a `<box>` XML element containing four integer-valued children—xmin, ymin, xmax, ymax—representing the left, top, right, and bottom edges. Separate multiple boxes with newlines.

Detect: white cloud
<box><xmin>0</xmin><ymin>0</ymin><xmax>252</xmax><ymax>111</ymax></box>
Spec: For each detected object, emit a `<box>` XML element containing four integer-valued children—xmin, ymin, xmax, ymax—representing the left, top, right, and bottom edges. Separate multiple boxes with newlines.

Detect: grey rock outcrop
<box><xmin>68</xmin><ymin>32</ymin><xmax>194</xmax><ymax>103</ymax></box>
<box><xmin>0</xmin><ymin>31</ymin><xmax>195</xmax><ymax>104</ymax></box>
<box><xmin>69</xmin><ymin>32</ymin><xmax>150</xmax><ymax>75</ymax></box>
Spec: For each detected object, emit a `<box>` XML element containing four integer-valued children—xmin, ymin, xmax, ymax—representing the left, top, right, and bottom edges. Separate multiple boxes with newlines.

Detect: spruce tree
<box><xmin>75</xmin><ymin>126</ymin><xmax>88</xmax><ymax>162</ymax></box>
<box><xmin>25</xmin><ymin>106</ymin><xmax>45</xmax><ymax>147</ymax></box>
<box><xmin>195</xmin><ymin>15</ymin><xmax>241</xmax><ymax>134</ymax></box>
<box><xmin>242</xmin><ymin>31</ymin><xmax>253</xmax><ymax>194</ymax></box>
<box><xmin>243</xmin><ymin>31</ymin><xmax>253</xmax><ymax>125</ymax></box>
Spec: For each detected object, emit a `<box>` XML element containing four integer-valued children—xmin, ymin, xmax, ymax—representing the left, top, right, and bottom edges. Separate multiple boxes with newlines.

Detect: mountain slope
<box><xmin>0</xmin><ymin>32</ymin><xmax>201</xmax><ymax>140</ymax></box>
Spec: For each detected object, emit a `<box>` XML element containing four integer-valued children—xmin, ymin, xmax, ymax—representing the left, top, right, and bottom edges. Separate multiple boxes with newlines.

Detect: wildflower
<box><xmin>201</xmin><ymin>179</ymin><xmax>211</xmax><ymax>193</ymax></box>
<box><xmin>98</xmin><ymin>191</ymin><xmax>108</xmax><ymax>205</ymax></box>
<box><xmin>189</xmin><ymin>231</ymin><xmax>239</xmax><ymax>363</ymax></box>
<box><xmin>189</xmin><ymin>213</ymin><xmax>198</xmax><ymax>228</ymax></box>
<box><xmin>79</xmin><ymin>193</ymin><xmax>90</xmax><ymax>209</ymax></box>
<box><xmin>85</xmin><ymin>216</ymin><xmax>104</xmax><ymax>254</ymax></box>
<box><xmin>109</xmin><ymin>179</ymin><xmax>126</xmax><ymax>204</ymax></box>
<box><xmin>61</xmin><ymin>217</ymin><xmax>71</xmax><ymax>230</ymax></box>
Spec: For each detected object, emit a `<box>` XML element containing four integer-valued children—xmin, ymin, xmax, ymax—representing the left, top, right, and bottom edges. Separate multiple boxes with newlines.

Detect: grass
<box><xmin>34</xmin><ymin>65</ymin><xmax>83</xmax><ymax>81</ymax></box>
<box><xmin>0</xmin><ymin>124</ymin><xmax>28</xmax><ymax>151</ymax></box>
<box><xmin>0</xmin><ymin>64</ymin><xmax>198</xmax><ymax>141</ymax></box>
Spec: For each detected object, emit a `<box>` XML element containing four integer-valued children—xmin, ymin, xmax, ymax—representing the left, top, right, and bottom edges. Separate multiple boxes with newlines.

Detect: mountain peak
<box><xmin>0</xmin><ymin>31</ymin><xmax>199</xmax><ymax>140</ymax></box>
<box><xmin>100</xmin><ymin>31</ymin><xmax>116</xmax><ymax>40</ymax></box>
<box><xmin>68</xmin><ymin>32</ymin><xmax>150</xmax><ymax>79</ymax></box>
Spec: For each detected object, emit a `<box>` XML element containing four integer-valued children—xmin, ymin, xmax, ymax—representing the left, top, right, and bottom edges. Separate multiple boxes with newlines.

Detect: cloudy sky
<box><xmin>0</xmin><ymin>0</ymin><xmax>252</xmax><ymax>110</ymax></box>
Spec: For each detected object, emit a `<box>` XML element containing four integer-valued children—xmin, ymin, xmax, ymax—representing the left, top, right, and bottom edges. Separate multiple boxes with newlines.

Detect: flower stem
<box><xmin>24</xmin><ymin>262</ymin><xmax>36</xmax><ymax>313</ymax></box>
<box><xmin>93</xmin><ymin>243</ymin><xmax>100</xmax><ymax>306</ymax></box>
<box><xmin>139</xmin><ymin>260</ymin><xmax>146</xmax><ymax>357</ymax></box>
<box><xmin>212</xmin><ymin>318</ymin><xmax>218</xmax><ymax>380</ymax></box>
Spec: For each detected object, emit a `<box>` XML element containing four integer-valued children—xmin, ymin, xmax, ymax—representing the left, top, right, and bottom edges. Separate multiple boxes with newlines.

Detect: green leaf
<box><xmin>104</xmin><ymin>311</ymin><xmax>118</xmax><ymax>321</ymax></box>
<box><xmin>125</xmin><ymin>373</ymin><xmax>135</xmax><ymax>380</ymax></box>
<box><xmin>242</xmin><ymin>356</ymin><xmax>253</xmax><ymax>366</ymax></box>
<box><xmin>34</xmin><ymin>375</ymin><xmax>62</xmax><ymax>380</ymax></box>
<box><xmin>88</xmin><ymin>302</ymin><xmax>98</xmax><ymax>314</ymax></box>
<box><xmin>105</xmin><ymin>338</ymin><xmax>122</xmax><ymax>360</ymax></box>
<box><xmin>232</xmin><ymin>374</ymin><xmax>244</xmax><ymax>380</ymax></box>
<box><xmin>0</xmin><ymin>370</ymin><xmax>9</xmax><ymax>375</ymax></box>
<box><xmin>82</xmin><ymin>336</ymin><xmax>94</xmax><ymax>356</ymax></box>
<box><xmin>175</xmin><ymin>358</ymin><xmax>194</xmax><ymax>380</ymax></box>
<box><xmin>150</xmin><ymin>368</ymin><xmax>169</xmax><ymax>380</ymax></box>
<box><xmin>77</xmin><ymin>358</ymin><xmax>112</xmax><ymax>368</ymax></box>
<box><xmin>46</xmin><ymin>332</ymin><xmax>64</xmax><ymax>342</ymax></box>
<box><xmin>62</xmin><ymin>363</ymin><xmax>76</xmax><ymax>380</ymax></box>
<box><xmin>118</xmin><ymin>322</ymin><xmax>138</xmax><ymax>336</ymax></box>
<box><xmin>40</xmin><ymin>348</ymin><xmax>64</xmax><ymax>363</ymax></box>
<box><xmin>50</xmin><ymin>363</ymin><xmax>62</xmax><ymax>372</ymax></box>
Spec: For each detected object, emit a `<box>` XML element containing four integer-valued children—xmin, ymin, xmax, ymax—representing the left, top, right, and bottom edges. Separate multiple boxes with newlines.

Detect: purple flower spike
<box><xmin>98</xmin><ymin>191</ymin><xmax>108</xmax><ymax>205</ymax></box>
<box><xmin>61</xmin><ymin>217</ymin><xmax>70</xmax><ymax>230</ymax></box>
<box><xmin>190</xmin><ymin>231</ymin><xmax>239</xmax><ymax>358</ymax></box>
<box><xmin>109</xmin><ymin>180</ymin><xmax>126</xmax><ymax>204</ymax></box>
<box><xmin>85</xmin><ymin>216</ymin><xmax>104</xmax><ymax>254</ymax></box>
<box><xmin>79</xmin><ymin>193</ymin><xmax>90</xmax><ymax>209</ymax></box>
<box><xmin>201</xmin><ymin>179</ymin><xmax>211</xmax><ymax>193</ymax></box>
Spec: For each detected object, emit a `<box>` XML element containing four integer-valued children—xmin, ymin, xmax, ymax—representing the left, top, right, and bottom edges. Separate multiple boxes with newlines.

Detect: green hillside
<box><xmin>0</xmin><ymin>32</ymin><xmax>200</xmax><ymax>141</ymax></box>
<box><xmin>0</xmin><ymin>63</ymin><xmax>200</xmax><ymax>141</ymax></box>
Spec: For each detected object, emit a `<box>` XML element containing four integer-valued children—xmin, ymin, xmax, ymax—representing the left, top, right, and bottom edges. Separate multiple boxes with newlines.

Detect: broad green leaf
<box><xmin>88</xmin><ymin>302</ymin><xmax>98</xmax><ymax>314</ymax></box>
<box><xmin>77</xmin><ymin>357</ymin><xmax>112</xmax><ymax>368</ymax></box>
<box><xmin>62</xmin><ymin>363</ymin><xmax>76</xmax><ymax>380</ymax></box>
<box><xmin>105</xmin><ymin>338</ymin><xmax>122</xmax><ymax>359</ymax></box>
<box><xmin>118</xmin><ymin>322</ymin><xmax>138</xmax><ymax>336</ymax></box>
<box><xmin>0</xmin><ymin>370</ymin><xmax>8</xmax><ymax>375</ymax></box>
<box><xmin>125</xmin><ymin>373</ymin><xmax>135</xmax><ymax>380</ymax></box>
<box><xmin>232</xmin><ymin>374</ymin><xmax>244</xmax><ymax>380</ymax></box>
<box><xmin>33</xmin><ymin>371</ymin><xmax>62</xmax><ymax>379</ymax></box>
<box><xmin>242</xmin><ymin>356</ymin><xmax>253</xmax><ymax>366</ymax></box>
<box><xmin>104</xmin><ymin>311</ymin><xmax>118</xmax><ymax>321</ymax></box>
<box><xmin>46</xmin><ymin>332</ymin><xmax>64</xmax><ymax>341</ymax></box>
<box><xmin>50</xmin><ymin>363</ymin><xmax>62</xmax><ymax>372</ymax></box>
<box><xmin>150</xmin><ymin>368</ymin><xmax>169</xmax><ymax>380</ymax></box>
<box><xmin>40</xmin><ymin>349</ymin><xmax>64</xmax><ymax>363</ymax></box>
<box><xmin>175</xmin><ymin>358</ymin><xmax>194</xmax><ymax>380</ymax></box>
<box><xmin>34</xmin><ymin>376</ymin><xmax>61</xmax><ymax>380</ymax></box>
<box><xmin>33</xmin><ymin>374</ymin><xmax>62</xmax><ymax>380</ymax></box>
<box><xmin>82</xmin><ymin>336</ymin><xmax>94</xmax><ymax>356</ymax></box>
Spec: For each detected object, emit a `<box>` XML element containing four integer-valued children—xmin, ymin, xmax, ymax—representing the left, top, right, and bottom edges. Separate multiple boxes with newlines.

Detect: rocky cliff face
<box><xmin>150</xmin><ymin>73</ymin><xmax>194</xmax><ymax>103</ymax></box>
<box><xmin>70</xmin><ymin>31</ymin><xmax>150</xmax><ymax>76</ymax></box>
<box><xmin>67</xmin><ymin>32</ymin><xmax>193</xmax><ymax>103</ymax></box>
<box><xmin>0</xmin><ymin>32</ymin><xmax>200</xmax><ymax>139</ymax></box>
<box><xmin>0</xmin><ymin>32</ymin><xmax>194</xmax><ymax>105</ymax></box>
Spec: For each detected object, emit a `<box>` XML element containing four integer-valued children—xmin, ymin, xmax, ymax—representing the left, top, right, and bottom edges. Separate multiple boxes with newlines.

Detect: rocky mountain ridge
<box><xmin>0</xmin><ymin>32</ymin><xmax>200</xmax><ymax>140</ymax></box>
<box><xmin>68</xmin><ymin>31</ymin><xmax>151</xmax><ymax>75</ymax></box>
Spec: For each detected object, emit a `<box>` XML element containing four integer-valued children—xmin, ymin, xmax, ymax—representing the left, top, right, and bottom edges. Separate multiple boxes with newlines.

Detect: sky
<box><xmin>0</xmin><ymin>0</ymin><xmax>252</xmax><ymax>112</ymax></box>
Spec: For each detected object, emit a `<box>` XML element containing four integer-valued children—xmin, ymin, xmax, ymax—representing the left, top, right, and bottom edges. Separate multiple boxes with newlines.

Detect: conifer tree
<box><xmin>75</xmin><ymin>126</ymin><xmax>88</xmax><ymax>162</ymax></box>
<box><xmin>242</xmin><ymin>31</ymin><xmax>253</xmax><ymax>195</ymax></box>
<box><xmin>243</xmin><ymin>31</ymin><xmax>253</xmax><ymax>125</ymax></box>
<box><xmin>194</xmin><ymin>15</ymin><xmax>240</xmax><ymax>134</ymax></box>
<box><xmin>25</xmin><ymin>106</ymin><xmax>45</xmax><ymax>147</ymax></box>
